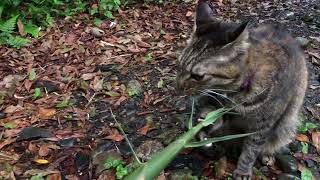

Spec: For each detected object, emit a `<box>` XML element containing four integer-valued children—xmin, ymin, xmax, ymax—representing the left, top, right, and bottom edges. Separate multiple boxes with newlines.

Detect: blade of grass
<box><xmin>110</xmin><ymin>108</ymin><xmax>142</xmax><ymax>165</ymax></box>
<box><xmin>188</xmin><ymin>98</ymin><xmax>195</xmax><ymax>130</ymax></box>
<box><xmin>185</xmin><ymin>133</ymin><xmax>255</xmax><ymax>148</ymax></box>
<box><xmin>124</xmin><ymin>122</ymin><xmax>204</xmax><ymax>180</ymax></box>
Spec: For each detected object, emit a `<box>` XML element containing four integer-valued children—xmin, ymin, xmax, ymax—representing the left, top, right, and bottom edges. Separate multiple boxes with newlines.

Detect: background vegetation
<box><xmin>0</xmin><ymin>0</ymin><xmax>163</xmax><ymax>48</ymax></box>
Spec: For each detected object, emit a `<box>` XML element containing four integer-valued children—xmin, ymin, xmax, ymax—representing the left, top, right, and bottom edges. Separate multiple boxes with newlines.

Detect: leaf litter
<box><xmin>0</xmin><ymin>0</ymin><xmax>320</xmax><ymax>179</ymax></box>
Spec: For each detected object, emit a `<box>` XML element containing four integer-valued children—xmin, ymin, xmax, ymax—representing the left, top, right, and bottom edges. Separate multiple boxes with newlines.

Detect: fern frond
<box><xmin>0</xmin><ymin>15</ymin><xmax>18</xmax><ymax>33</ymax></box>
<box><xmin>6</xmin><ymin>35</ymin><xmax>30</xmax><ymax>49</ymax></box>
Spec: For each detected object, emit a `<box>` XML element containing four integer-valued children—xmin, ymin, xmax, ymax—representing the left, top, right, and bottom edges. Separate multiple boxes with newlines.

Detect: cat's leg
<box><xmin>233</xmin><ymin>127</ymin><xmax>272</xmax><ymax>180</ymax></box>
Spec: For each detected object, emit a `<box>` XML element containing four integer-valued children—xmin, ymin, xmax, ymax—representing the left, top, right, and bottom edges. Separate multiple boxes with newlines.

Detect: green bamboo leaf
<box><xmin>185</xmin><ymin>133</ymin><xmax>254</xmax><ymax>148</ymax></box>
<box><xmin>201</xmin><ymin>108</ymin><xmax>230</xmax><ymax>127</ymax></box>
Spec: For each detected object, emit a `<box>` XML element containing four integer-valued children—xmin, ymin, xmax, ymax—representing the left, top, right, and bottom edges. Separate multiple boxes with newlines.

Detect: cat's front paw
<box><xmin>233</xmin><ymin>169</ymin><xmax>252</xmax><ymax>180</ymax></box>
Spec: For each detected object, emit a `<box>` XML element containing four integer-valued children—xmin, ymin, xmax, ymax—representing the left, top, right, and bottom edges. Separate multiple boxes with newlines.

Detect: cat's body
<box><xmin>176</xmin><ymin>1</ymin><xmax>308</xmax><ymax>180</ymax></box>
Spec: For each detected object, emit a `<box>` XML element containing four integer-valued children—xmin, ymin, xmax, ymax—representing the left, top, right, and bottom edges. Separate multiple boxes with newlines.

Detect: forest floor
<box><xmin>0</xmin><ymin>0</ymin><xmax>320</xmax><ymax>179</ymax></box>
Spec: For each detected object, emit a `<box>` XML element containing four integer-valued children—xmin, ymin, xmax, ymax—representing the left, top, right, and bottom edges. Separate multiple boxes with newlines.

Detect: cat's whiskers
<box><xmin>203</xmin><ymin>89</ymin><xmax>236</xmax><ymax>104</ymax></box>
<box><xmin>199</xmin><ymin>90</ymin><xmax>224</xmax><ymax>107</ymax></box>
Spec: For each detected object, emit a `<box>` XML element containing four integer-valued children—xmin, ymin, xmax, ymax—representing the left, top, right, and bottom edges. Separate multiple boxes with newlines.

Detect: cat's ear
<box><xmin>227</xmin><ymin>20</ymin><xmax>250</xmax><ymax>43</ymax></box>
<box><xmin>195</xmin><ymin>1</ymin><xmax>216</xmax><ymax>27</ymax></box>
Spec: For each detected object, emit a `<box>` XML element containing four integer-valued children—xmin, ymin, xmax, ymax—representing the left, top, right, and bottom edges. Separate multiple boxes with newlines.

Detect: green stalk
<box><xmin>110</xmin><ymin>108</ymin><xmax>142</xmax><ymax>165</ymax></box>
<box><xmin>124</xmin><ymin>122</ymin><xmax>204</xmax><ymax>180</ymax></box>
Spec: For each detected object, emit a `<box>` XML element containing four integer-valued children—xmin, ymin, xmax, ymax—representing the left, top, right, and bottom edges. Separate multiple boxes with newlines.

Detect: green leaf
<box><xmin>6</xmin><ymin>35</ymin><xmax>30</xmax><ymax>48</ymax></box>
<box><xmin>306</xmin><ymin>122</ymin><xmax>317</xmax><ymax>129</ymax></box>
<box><xmin>64</xmin><ymin>113</ymin><xmax>73</xmax><ymax>120</ymax></box>
<box><xmin>23</xmin><ymin>23</ymin><xmax>40</xmax><ymax>38</ymax></box>
<box><xmin>104</xmin><ymin>158</ymin><xmax>123</xmax><ymax>169</ymax></box>
<box><xmin>157</xmin><ymin>78</ymin><xmax>164</xmax><ymax>89</ymax></box>
<box><xmin>33</xmin><ymin>88</ymin><xmax>41</xmax><ymax>99</ymax></box>
<box><xmin>0</xmin><ymin>6</ymin><xmax>4</xmax><ymax>18</ymax></box>
<box><xmin>298</xmin><ymin>122</ymin><xmax>317</xmax><ymax>133</ymax></box>
<box><xmin>116</xmin><ymin>164</ymin><xmax>128</xmax><ymax>179</ymax></box>
<box><xmin>90</xmin><ymin>7</ymin><xmax>98</xmax><ymax>16</ymax></box>
<box><xmin>201</xmin><ymin>108</ymin><xmax>230</xmax><ymax>127</ymax></box>
<box><xmin>30</xmin><ymin>175</ymin><xmax>44</xmax><ymax>180</ymax></box>
<box><xmin>0</xmin><ymin>15</ymin><xmax>18</xmax><ymax>33</ymax></box>
<box><xmin>29</xmin><ymin>68</ymin><xmax>36</xmax><ymax>80</ymax></box>
<box><xmin>94</xmin><ymin>18</ymin><xmax>102</xmax><ymax>27</ymax></box>
<box><xmin>45</xmin><ymin>14</ymin><xmax>54</xmax><ymax>26</ymax></box>
<box><xmin>301</xmin><ymin>167</ymin><xmax>313</xmax><ymax>180</ymax></box>
<box><xmin>144</xmin><ymin>53</ymin><xmax>153</xmax><ymax>62</ymax></box>
<box><xmin>301</xmin><ymin>142</ymin><xmax>308</xmax><ymax>154</ymax></box>
<box><xmin>160</xmin><ymin>29</ymin><xmax>166</xmax><ymax>35</ymax></box>
<box><xmin>4</xmin><ymin>123</ymin><xmax>16</xmax><ymax>129</ymax></box>
<box><xmin>185</xmin><ymin>133</ymin><xmax>254</xmax><ymax>148</ymax></box>
<box><xmin>104</xmin><ymin>11</ymin><xmax>114</xmax><ymax>19</ymax></box>
<box><xmin>56</xmin><ymin>100</ymin><xmax>70</xmax><ymax>108</ymax></box>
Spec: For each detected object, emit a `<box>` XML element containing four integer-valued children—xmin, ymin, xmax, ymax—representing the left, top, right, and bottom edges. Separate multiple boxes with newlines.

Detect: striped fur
<box><xmin>176</xmin><ymin>2</ymin><xmax>308</xmax><ymax>180</ymax></box>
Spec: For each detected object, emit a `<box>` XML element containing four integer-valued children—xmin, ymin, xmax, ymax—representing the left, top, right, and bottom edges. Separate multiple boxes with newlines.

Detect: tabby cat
<box><xmin>176</xmin><ymin>1</ymin><xmax>308</xmax><ymax>179</ymax></box>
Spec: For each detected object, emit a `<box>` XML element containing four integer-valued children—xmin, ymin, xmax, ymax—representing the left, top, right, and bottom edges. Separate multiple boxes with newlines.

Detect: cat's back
<box><xmin>247</xmin><ymin>24</ymin><xmax>307</xmax><ymax>79</ymax></box>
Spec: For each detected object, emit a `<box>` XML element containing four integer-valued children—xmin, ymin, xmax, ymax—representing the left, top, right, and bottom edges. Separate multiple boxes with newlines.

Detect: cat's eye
<box><xmin>190</xmin><ymin>73</ymin><xmax>205</xmax><ymax>81</ymax></box>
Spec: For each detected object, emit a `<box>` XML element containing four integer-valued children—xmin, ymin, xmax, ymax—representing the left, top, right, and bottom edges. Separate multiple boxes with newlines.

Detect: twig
<box><xmin>85</xmin><ymin>92</ymin><xmax>96</xmax><ymax>108</ymax></box>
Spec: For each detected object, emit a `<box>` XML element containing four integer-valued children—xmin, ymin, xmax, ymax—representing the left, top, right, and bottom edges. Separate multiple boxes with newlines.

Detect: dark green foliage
<box><xmin>0</xmin><ymin>0</ymin><xmax>166</xmax><ymax>48</ymax></box>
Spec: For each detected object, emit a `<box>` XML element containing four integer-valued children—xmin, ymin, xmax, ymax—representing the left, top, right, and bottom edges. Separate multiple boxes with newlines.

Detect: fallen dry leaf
<box><xmin>0</xmin><ymin>138</ymin><xmax>17</xmax><ymax>149</ymax></box>
<box><xmin>34</xmin><ymin>159</ymin><xmax>49</xmax><ymax>165</ymax></box>
<box><xmin>17</xmin><ymin>19</ymin><xmax>25</xmax><ymax>36</ymax></box>
<box><xmin>38</xmin><ymin>108</ymin><xmax>56</xmax><ymax>120</ymax></box>
<box><xmin>215</xmin><ymin>156</ymin><xmax>227</xmax><ymax>177</ymax></box>
<box><xmin>295</xmin><ymin>134</ymin><xmax>310</xmax><ymax>142</ymax></box>
<box><xmin>105</xmin><ymin>134</ymin><xmax>124</xmax><ymax>142</ymax></box>
<box><xmin>4</xmin><ymin>105</ymin><xmax>24</xmax><ymax>114</ymax></box>
<box><xmin>137</xmin><ymin>125</ymin><xmax>150</xmax><ymax>135</ymax></box>
<box><xmin>39</xmin><ymin>145</ymin><xmax>51</xmax><ymax>157</ymax></box>
<box><xmin>186</xmin><ymin>11</ymin><xmax>193</xmax><ymax>17</ymax></box>
<box><xmin>311</xmin><ymin>131</ymin><xmax>320</xmax><ymax>153</ymax></box>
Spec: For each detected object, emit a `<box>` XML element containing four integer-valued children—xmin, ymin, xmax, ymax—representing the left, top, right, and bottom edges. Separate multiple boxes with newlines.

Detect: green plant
<box><xmin>111</xmin><ymin>101</ymin><xmax>254</xmax><ymax>180</ymax></box>
<box><xmin>298</xmin><ymin>122</ymin><xmax>317</xmax><ymax>133</ymax></box>
<box><xmin>0</xmin><ymin>15</ymin><xmax>30</xmax><ymax>48</ymax></box>
<box><xmin>301</xmin><ymin>167</ymin><xmax>313</xmax><ymax>180</ymax></box>
<box><xmin>0</xmin><ymin>0</ymin><xmax>124</xmax><ymax>48</ymax></box>
<box><xmin>301</xmin><ymin>142</ymin><xmax>309</xmax><ymax>154</ymax></box>
<box><xmin>104</xmin><ymin>158</ymin><xmax>129</xmax><ymax>179</ymax></box>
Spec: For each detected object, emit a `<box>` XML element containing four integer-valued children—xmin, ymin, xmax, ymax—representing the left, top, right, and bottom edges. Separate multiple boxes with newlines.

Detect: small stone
<box><xmin>296</xmin><ymin>37</ymin><xmax>310</xmax><ymax>48</ymax></box>
<box><xmin>278</xmin><ymin>173</ymin><xmax>301</xmax><ymax>180</ymax></box>
<box><xmin>75</xmin><ymin>152</ymin><xmax>90</xmax><ymax>172</ymax></box>
<box><xmin>286</xmin><ymin>12</ymin><xmax>294</xmax><ymax>17</ymax></box>
<box><xmin>276</xmin><ymin>155</ymin><xmax>298</xmax><ymax>173</ymax></box>
<box><xmin>92</xmin><ymin>149</ymin><xmax>122</xmax><ymax>174</ymax></box>
<box><xmin>90</xmin><ymin>27</ymin><xmax>104</xmax><ymax>38</ymax></box>
<box><xmin>57</xmin><ymin>138</ymin><xmax>77</xmax><ymax>147</ymax></box>
<box><xmin>303</xmin><ymin>14</ymin><xmax>313</xmax><ymax>22</ymax></box>
<box><xmin>17</xmin><ymin>127</ymin><xmax>53</xmax><ymax>141</ymax></box>
<box><xmin>136</xmin><ymin>140</ymin><xmax>163</xmax><ymax>161</ymax></box>
<box><xmin>306</xmin><ymin>159</ymin><xmax>315</xmax><ymax>168</ymax></box>
<box><xmin>169</xmin><ymin>168</ymin><xmax>198</xmax><ymax>180</ymax></box>
<box><xmin>0</xmin><ymin>112</ymin><xmax>6</xmax><ymax>120</ymax></box>
<box><xmin>34</xmin><ymin>80</ymin><xmax>59</xmax><ymax>93</ymax></box>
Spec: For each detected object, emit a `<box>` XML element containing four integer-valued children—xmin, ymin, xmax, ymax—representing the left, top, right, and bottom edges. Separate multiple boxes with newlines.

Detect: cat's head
<box><xmin>176</xmin><ymin>1</ymin><xmax>251</xmax><ymax>95</ymax></box>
